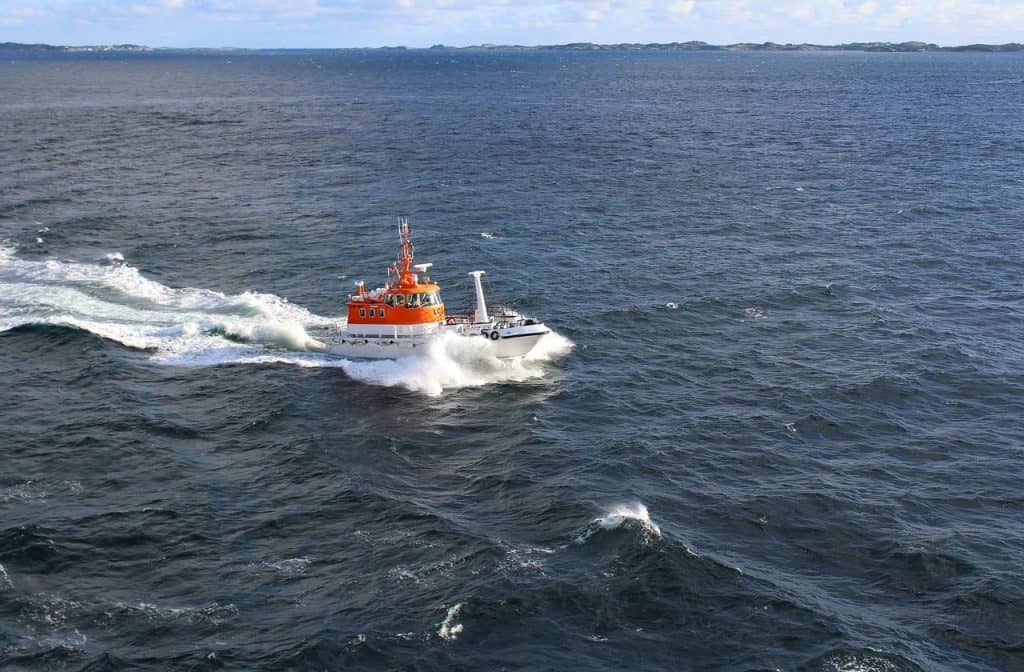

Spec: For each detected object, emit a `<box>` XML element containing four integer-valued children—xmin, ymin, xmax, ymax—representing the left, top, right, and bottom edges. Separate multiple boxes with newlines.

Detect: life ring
<box><xmin>489</xmin><ymin>330</ymin><xmax>500</xmax><ymax>341</ymax></box>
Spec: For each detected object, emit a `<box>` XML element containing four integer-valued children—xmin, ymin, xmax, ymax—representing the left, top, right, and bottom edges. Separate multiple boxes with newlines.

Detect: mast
<box><xmin>395</xmin><ymin>216</ymin><xmax>418</xmax><ymax>288</ymax></box>
<box><xmin>468</xmin><ymin>271</ymin><xmax>489</xmax><ymax>324</ymax></box>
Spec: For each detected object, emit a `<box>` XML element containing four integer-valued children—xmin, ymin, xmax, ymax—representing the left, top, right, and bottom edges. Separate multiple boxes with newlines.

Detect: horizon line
<box><xmin>4</xmin><ymin>39</ymin><xmax>1024</xmax><ymax>52</ymax></box>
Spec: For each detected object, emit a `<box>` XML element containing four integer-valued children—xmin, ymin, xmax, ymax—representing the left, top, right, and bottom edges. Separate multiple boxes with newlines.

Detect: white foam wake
<box><xmin>0</xmin><ymin>242</ymin><xmax>330</xmax><ymax>354</ymax></box>
<box><xmin>0</xmin><ymin>243</ymin><xmax>571</xmax><ymax>395</ymax></box>
<box><xmin>341</xmin><ymin>328</ymin><xmax>573</xmax><ymax>396</ymax></box>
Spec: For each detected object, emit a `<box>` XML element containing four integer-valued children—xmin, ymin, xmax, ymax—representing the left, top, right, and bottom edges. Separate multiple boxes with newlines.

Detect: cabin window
<box><xmin>385</xmin><ymin>294</ymin><xmax>396</xmax><ymax>306</ymax></box>
<box><xmin>408</xmin><ymin>294</ymin><xmax>421</xmax><ymax>308</ymax></box>
<box><xmin>369</xmin><ymin>308</ymin><xmax>376</xmax><ymax>317</ymax></box>
<box><xmin>421</xmin><ymin>293</ymin><xmax>434</xmax><ymax>307</ymax></box>
<box><xmin>395</xmin><ymin>294</ymin><xmax>405</xmax><ymax>306</ymax></box>
<box><xmin>379</xmin><ymin>309</ymin><xmax>386</xmax><ymax>318</ymax></box>
<box><xmin>359</xmin><ymin>308</ymin><xmax>365</xmax><ymax>318</ymax></box>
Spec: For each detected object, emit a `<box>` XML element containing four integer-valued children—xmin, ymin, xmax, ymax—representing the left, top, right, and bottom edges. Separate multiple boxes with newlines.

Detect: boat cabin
<box><xmin>346</xmin><ymin>219</ymin><xmax>446</xmax><ymax>327</ymax></box>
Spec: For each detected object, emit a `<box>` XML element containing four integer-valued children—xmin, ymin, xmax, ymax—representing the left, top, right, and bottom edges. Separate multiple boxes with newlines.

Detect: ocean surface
<box><xmin>1</xmin><ymin>49</ymin><xmax>1022</xmax><ymax>671</ymax></box>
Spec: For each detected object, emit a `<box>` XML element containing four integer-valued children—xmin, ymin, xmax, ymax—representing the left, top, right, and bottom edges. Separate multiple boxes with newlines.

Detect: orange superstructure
<box><xmin>346</xmin><ymin>218</ymin><xmax>446</xmax><ymax>328</ymax></box>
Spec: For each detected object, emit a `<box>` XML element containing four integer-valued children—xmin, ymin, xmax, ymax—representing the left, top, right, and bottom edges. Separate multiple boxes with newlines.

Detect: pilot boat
<box><xmin>324</xmin><ymin>218</ymin><xmax>549</xmax><ymax>359</ymax></box>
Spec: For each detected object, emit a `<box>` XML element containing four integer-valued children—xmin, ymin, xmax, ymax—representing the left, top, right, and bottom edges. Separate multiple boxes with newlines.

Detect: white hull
<box><xmin>324</xmin><ymin>323</ymin><xmax>549</xmax><ymax>360</ymax></box>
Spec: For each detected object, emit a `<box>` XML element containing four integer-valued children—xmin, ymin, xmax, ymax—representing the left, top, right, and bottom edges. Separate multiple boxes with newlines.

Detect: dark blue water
<box><xmin>1</xmin><ymin>50</ymin><xmax>1023</xmax><ymax>671</ymax></box>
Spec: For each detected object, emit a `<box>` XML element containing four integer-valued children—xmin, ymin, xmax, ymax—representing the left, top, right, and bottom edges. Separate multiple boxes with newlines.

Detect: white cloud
<box><xmin>1</xmin><ymin>0</ymin><xmax>1022</xmax><ymax>47</ymax></box>
<box><xmin>667</xmin><ymin>1</ymin><xmax>696</xmax><ymax>15</ymax></box>
<box><xmin>856</xmin><ymin>0</ymin><xmax>877</xmax><ymax>16</ymax></box>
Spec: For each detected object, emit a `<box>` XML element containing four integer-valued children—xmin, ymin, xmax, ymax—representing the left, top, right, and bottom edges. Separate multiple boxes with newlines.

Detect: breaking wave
<box><xmin>575</xmin><ymin>502</ymin><xmax>662</xmax><ymax>544</ymax></box>
<box><xmin>0</xmin><ymin>243</ymin><xmax>571</xmax><ymax>395</ymax></box>
<box><xmin>437</xmin><ymin>603</ymin><xmax>464</xmax><ymax>640</ymax></box>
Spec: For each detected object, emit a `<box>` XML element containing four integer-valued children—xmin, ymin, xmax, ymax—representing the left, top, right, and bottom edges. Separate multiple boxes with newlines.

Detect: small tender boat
<box><xmin>324</xmin><ymin>218</ymin><xmax>549</xmax><ymax>359</ymax></box>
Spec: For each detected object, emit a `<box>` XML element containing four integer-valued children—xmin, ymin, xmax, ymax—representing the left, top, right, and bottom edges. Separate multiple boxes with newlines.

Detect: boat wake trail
<box><xmin>0</xmin><ymin>242</ymin><xmax>330</xmax><ymax>356</ymax></box>
<box><xmin>0</xmin><ymin>243</ymin><xmax>571</xmax><ymax>395</ymax></box>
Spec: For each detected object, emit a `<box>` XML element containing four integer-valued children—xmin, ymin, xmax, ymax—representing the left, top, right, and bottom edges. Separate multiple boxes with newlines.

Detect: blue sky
<box><xmin>2</xmin><ymin>1</ymin><xmax>1022</xmax><ymax>48</ymax></box>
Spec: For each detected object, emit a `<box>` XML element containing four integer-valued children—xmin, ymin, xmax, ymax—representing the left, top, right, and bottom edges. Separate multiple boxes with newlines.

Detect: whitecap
<box><xmin>23</xmin><ymin>594</ymin><xmax>85</xmax><ymax>627</ymax></box>
<box><xmin>31</xmin><ymin>629</ymin><xmax>88</xmax><ymax>653</ymax></box>
<box><xmin>0</xmin><ymin>481</ymin><xmax>48</xmax><ymax>503</ymax></box>
<box><xmin>596</xmin><ymin>503</ymin><xmax>662</xmax><ymax>537</ymax></box>
<box><xmin>0</xmin><ymin>480</ymin><xmax>82</xmax><ymax>503</ymax></box>
<box><xmin>253</xmin><ymin>556</ymin><xmax>314</xmax><ymax>576</ymax></box>
<box><xmin>437</xmin><ymin>603</ymin><xmax>464</xmax><ymax>640</ymax></box>
<box><xmin>576</xmin><ymin>502</ymin><xmax>662</xmax><ymax>543</ymax></box>
<box><xmin>665</xmin><ymin>301</ymin><xmax>679</xmax><ymax>310</ymax></box>
<box><xmin>117</xmin><ymin>601</ymin><xmax>238</xmax><ymax>625</ymax></box>
<box><xmin>104</xmin><ymin>251</ymin><xmax>125</xmax><ymax>263</ymax></box>
<box><xmin>743</xmin><ymin>306</ymin><xmax>765</xmax><ymax>319</ymax></box>
<box><xmin>498</xmin><ymin>543</ymin><xmax>555</xmax><ymax>574</ymax></box>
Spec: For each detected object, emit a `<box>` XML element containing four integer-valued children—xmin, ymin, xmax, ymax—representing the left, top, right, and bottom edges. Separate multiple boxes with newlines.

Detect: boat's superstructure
<box><xmin>324</xmin><ymin>218</ymin><xmax>549</xmax><ymax>359</ymax></box>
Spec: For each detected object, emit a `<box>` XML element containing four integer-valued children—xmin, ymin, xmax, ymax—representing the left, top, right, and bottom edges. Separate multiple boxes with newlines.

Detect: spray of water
<box><xmin>0</xmin><ymin>243</ymin><xmax>571</xmax><ymax>395</ymax></box>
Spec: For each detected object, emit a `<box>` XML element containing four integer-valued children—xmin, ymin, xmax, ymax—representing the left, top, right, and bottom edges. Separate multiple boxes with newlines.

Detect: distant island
<box><xmin>442</xmin><ymin>40</ymin><xmax>1024</xmax><ymax>53</ymax></box>
<box><xmin>0</xmin><ymin>42</ymin><xmax>150</xmax><ymax>53</ymax></box>
<box><xmin>2</xmin><ymin>40</ymin><xmax>1023</xmax><ymax>53</ymax></box>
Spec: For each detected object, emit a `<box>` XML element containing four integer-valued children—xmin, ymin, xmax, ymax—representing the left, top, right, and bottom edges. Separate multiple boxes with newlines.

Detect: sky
<box><xmin>2</xmin><ymin>0</ymin><xmax>1022</xmax><ymax>48</ymax></box>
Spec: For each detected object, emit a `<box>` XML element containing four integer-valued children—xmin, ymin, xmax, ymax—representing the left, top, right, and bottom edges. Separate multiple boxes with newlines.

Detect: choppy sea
<box><xmin>1</xmin><ymin>49</ymin><xmax>1023</xmax><ymax>671</ymax></box>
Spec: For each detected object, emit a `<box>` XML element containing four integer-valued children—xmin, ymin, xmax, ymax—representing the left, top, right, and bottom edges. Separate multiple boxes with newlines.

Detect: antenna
<box><xmin>393</xmin><ymin>216</ymin><xmax>417</xmax><ymax>287</ymax></box>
